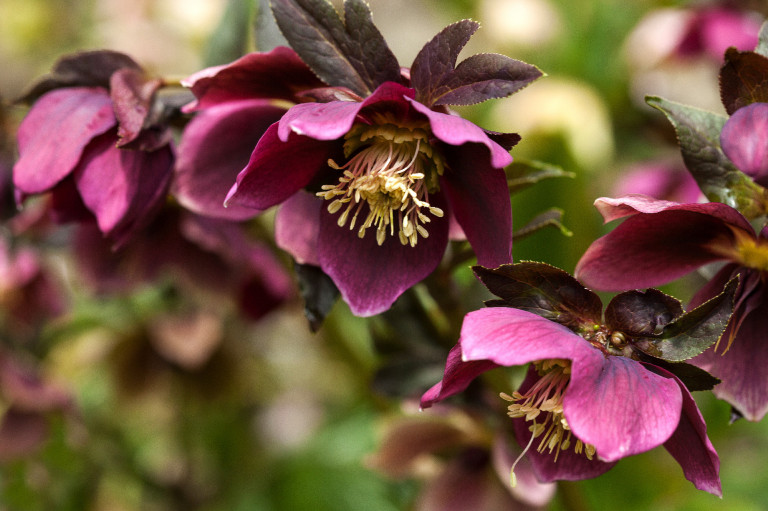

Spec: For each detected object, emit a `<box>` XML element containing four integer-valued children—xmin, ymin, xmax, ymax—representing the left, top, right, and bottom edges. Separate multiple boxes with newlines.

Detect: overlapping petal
<box><xmin>182</xmin><ymin>46</ymin><xmax>324</xmax><ymax>111</ymax></box>
<box><xmin>174</xmin><ymin>100</ymin><xmax>286</xmax><ymax>220</ymax></box>
<box><xmin>225</xmin><ymin>123</ymin><xmax>336</xmax><ymax>210</ymax></box>
<box><xmin>576</xmin><ymin>196</ymin><xmax>747</xmax><ymax>290</ymax></box>
<box><xmin>720</xmin><ymin>102</ymin><xmax>768</xmax><ymax>183</ymax></box>
<box><xmin>14</xmin><ymin>87</ymin><xmax>115</xmax><ymax>195</ymax></box>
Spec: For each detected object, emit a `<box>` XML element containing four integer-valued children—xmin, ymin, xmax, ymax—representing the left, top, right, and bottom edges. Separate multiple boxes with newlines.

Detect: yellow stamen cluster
<box><xmin>317</xmin><ymin>120</ymin><xmax>444</xmax><ymax>247</ymax></box>
<box><xmin>501</xmin><ymin>360</ymin><xmax>596</xmax><ymax>465</ymax></box>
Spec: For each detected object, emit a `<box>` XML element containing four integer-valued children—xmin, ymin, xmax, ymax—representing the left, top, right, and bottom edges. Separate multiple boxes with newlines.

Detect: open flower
<box><xmin>422</xmin><ymin>262</ymin><xmax>726</xmax><ymax>494</ymax></box>
<box><xmin>223</xmin><ymin>3</ymin><xmax>541</xmax><ymax>316</ymax></box>
<box><xmin>13</xmin><ymin>51</ymin><xmax>175</xmax><ymax>246</ymax></box>
<box><xmin>576</xmin><ymin>194</ymin><xmax>768</xmax><ymax>421</ymax></box>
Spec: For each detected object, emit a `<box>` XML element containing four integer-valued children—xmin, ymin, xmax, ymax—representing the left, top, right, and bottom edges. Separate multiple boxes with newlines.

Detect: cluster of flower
<box><xmin>4</xmin><ymin>0</ymin><xmax>768</xmax><ymax>503</ymax></box>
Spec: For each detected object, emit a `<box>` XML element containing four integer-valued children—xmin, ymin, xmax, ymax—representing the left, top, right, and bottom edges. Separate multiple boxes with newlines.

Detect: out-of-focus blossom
<box><xmin>576</xmin><ymin>195</ymin><xmax>768</xmax><ymax>421</ymax></box>
<box><xmin>624</xmin><ymin>5</ymin><xmax>762</xmax><ymax>109</ymax></box>
<box><xmin>13</xmin><ymin>51</ymin><xmax>176</xmax><ymax>247</ymax></box>
<box><xmin>479</xmin><ymin>0</ymin><xmax>562</xmax><ymax>49</ymax></box>
<box><xmin>0</xmin><ymin>352</ymin><xmax>72</xmax><ymax>461</ymax></box>
<box><xmin>612</xmin><ymin>160</ymin><xmax>703</xmax><ymax>203</ymax></box>
<box><xmin>367</xmin><ymin>404</ymin><xmax>555</xmax><ymax>511</ymax></box>
<box><xmin>0</xmin><ymin>236</ymin><xmax>65</xmax><ymax>338</ymax></box>
<box><xmin>74</xmin><ymin>206</ymin><xmax>294</xmax><ymax>322</ymax></box>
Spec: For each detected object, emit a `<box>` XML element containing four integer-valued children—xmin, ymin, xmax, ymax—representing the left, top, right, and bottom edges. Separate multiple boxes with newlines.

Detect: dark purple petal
<box><xmin>592</xmin><ymin>195</ymin><xmax>754</xmax><ymax>229</ymax></box>
<box><xmin>277</xmin><ymin>81</ymin><xmax>415</xmax><ymax>142</ymax></box>
<box><xmin>720</xmin><ymin>102</ymin><xmax>768</xmax><ymax>182</ymax></box>
<box><xmin>441</xmin><ymin>144</ymin><xmax>512</xmax><ymax>267</ymax></box>
<box><xmin>274</xmin><ymin>191</ymin><xmax>322</xmax><ymax>266</ymax></box>
<box><xmin>511</xmin><ymin>368</ymin><xmax>617</xmax><ymax>482</ymax></box>
<box><xmin>174</xmin><ymin>100</ymin><xmax>285</xmax><ymax>220</ymax></box>
<box><xmin>420</xmin><ymin>343</ymin><xmax>498</xmax><ymax>409</ymax></box>
<box><xmin>110</xmin><ymin>68</ymin><xmax>163</xmax><ymax>147</ymax></box>
<box><xmin>182</xmin><ymin>47</ymin><xmax>324</xmax><ymax>110</ymax></box>
<box><xmin>14</xmin><ymin>87</ymin><xmax>115</xmax><ymax>195</ymax></box>
<box><xmin>73</xmin><ymin>133</ymin><xmax>173</xmax><ymax>244</ymax></box>
<box><xmin>407</xmin><ymin>99</ymin><xmax>513</xmax><ymax>169</ymax></box>
<box><xmin>693</xmin><ymin>277</ymin><xmax>768</xmax><ymax>421</ymax></box>
<box><xmin>225</xmin><ymin>123</ymin><xmax>335</xmax><ymax>210</ymax></box>
<box><xmin>565</xmin><ymin>355</ymin><xmax>682</xmax><ymax>462</ymax></box>
<box><xmin>317</xmin><ymin>198</ymin><xmax>449</xmax><ymax>316</ymax></box>
<box><xmin>650</xmin><ymin>365</ymin><xmax>722</xmax><ymax>496</ymax></box>
<box><xmin>576</xmin><ymin>201</ymin><xmax>745</xmax><ymax>291</ymax></box>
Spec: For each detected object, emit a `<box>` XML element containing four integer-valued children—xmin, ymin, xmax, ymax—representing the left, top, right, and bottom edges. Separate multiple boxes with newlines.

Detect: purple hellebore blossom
<box><xmin>576</xmin><ymin>194</ymin><xmax>768</xmax><ymax>421</ymax></box>
<box><xmin>677</xmin><ymin>6</ymin><xmax>761</xmax><ymax>60</ymax></box>
<box><xmin>720</xmin><ymin>102</ymin><xmax>768</xmax><ymax>188</ymax></box>
<box><xmin>13</xmin><ymin>51</ymin><xmax>175</xmax><ymax>246</ymax></box>
<box><xmin>221</xmin><ymin>15</ymin><xmax>540</xmax><ymax>316</ymax></box>
<box><xmin>422</xmin><ymin>263</ymin><xmax>722</xmax><ymax>495</ymax></box>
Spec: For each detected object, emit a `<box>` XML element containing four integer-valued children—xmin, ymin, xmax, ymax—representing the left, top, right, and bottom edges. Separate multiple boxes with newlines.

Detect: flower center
<box><xmin>317</xmin><ymin>119</ymin><xmax>445</xmax><ymax>247</ymax></box>
<box><xmin>501</xmin><ymin>359</ymin><xmax>595</xmax><ymax>464</ymax></box>
<box><xmin>734</xmin><ymin>235</ymin><xmax>768</xmax><ymax>272</ymax></box>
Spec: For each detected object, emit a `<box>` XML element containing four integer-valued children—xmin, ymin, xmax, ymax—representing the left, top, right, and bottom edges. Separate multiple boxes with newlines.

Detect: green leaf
<box><xmin>270</xmin><ymin>0</ymin><xmax>401</xmax><ymax>96</ymax></box>
<box><xmin>646</xmin><ymin>95</ymin><xmax>768</xmax><ymax>219</ymax></box>
<box><xmin>474</xmin><ymin>262</ymin><xmax>603</xmax><ymax>326</ymax></box>
<box><xmin>506</xmin><ymin>159</ymin><xmax>574</xmax><ymax>195</ymax></box>
<box><xmin>512</xmin><ymin>208</ymin><xmax>572</xmax><ymax>241</ymax></box>
<box><xmin>633</xmin><ymin>277</ymin><xmax>738</xmax><ymax>362</ymax></box>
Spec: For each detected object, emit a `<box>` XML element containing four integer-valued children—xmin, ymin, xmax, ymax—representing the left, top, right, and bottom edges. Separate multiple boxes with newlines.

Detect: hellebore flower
<box><xmin>422</xmin><ymin>262</ymin><xmax>728</xmax><ymax>495</ymax></box>
<box><xmin>13</xmin><ymin>51</ymin><xmax>175</xmax><ymax>246</ymax></box>
<box><xmin>224</xmin><ymin>1</ymin><xmax>541</xmax><ymax>316</ymax></box>
<box><xmin>576</xmin><ymin>194</ymin><xmax>768</xmax><ymax>421</ymax></box>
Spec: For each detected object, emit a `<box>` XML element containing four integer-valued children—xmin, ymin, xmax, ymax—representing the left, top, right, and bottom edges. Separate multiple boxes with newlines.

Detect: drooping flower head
<box><xmin>576</xmin><ymin>194</ymin><xmax>768</xmax><ymax>421</ymax></box>
<box><xmin>218</xmin><ymin>0</ymin><xmax>542</xmax><ymax>316</ymax></box>
<box><xmin>422</xmin><ymin>262</ymin><xmax>731</xmax><ymax>494</ymax></box>
<box><xmin>13</xmin><ymin>51</ymin><xmax>176</xmax><ymax>246</ymax></box>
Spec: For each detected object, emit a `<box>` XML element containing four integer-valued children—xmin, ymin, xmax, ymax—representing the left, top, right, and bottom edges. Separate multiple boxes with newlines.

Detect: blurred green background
<box><xmin>2</xmin><ymin>0</ymin><xmax>768</xmax><ymax>510</ymax></box>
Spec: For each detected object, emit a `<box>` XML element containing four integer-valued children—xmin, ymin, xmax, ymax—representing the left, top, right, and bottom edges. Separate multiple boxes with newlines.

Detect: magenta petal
<box><xmin>721</xmin><ymin>103</ymin><xmax>768</xmax><ymax>181</ymax></box>
<box><xmin>565</xmin><ymin>356</ymin><xmax>682</xmax><ymax>462</ymax></box>
<box><xmin>512</xmin><ymin>368</ymin><xmax>617</xmax><ymax>482</ymax></box>
<box><xmin>277</xmin><ymin>81</ymin><xmax>415</xmax><ymax>142</ymax></box>
<box><xmin>316</xmin><ymin>200</ymin><xmax>449</xmax><ymax>317</ymax></box>
<box><xmin>14</xmin><ymin>87</ymin><xmax>115</xmax><ymax>194</ymax></box>
<box><xmin>174</xmin><ymin>100</ymin><xmax>285</xmax><ymax>220</ymax></box>
<box><xmin>441</xmin><ymin>145</ymin><xmax>512</xmax><ymax>267</ymax></box>
<box><xmin>182</xmin><ymin>47</ymin><xmax>324</xmax><ymax>110</ymax></box>
<box><xmin>653</xmin><ymin>366</ymin><xmax>722</xmax><ymax>496</ymax></box>
<box><xmin>576</xmin><ymin>207</ymin><xmax>740</xmax><ymax>291</ymax></box>
<box><xmin>420</xmin><ymin>343</ymin><xmax>499</xmax><ymax>409</ymax></box>
<box><xmin>225</xmin><ymin>123</ymin><xmax>334</xmax><ymax>210</ymax></box>
<box><xmin>277</xmin><ymin>100</ymin><xmax>365</xmax><ymax>142</ymax></box>
<box><xmin>407</xmin><ymin>99</ymin><xmax>513</xmax><ymax>169</ymax></box>
<box><xmin>459</xmin><ymin>308</ymin><xmax>601</xmax><ymax>367</ymax></box>
<box><xmin>74</xmin><ymin>134</ymin><xmax>173</xmax><ymax>243</ymax></box>
<box><xmin>275</xmin><ymin>191</ymin><xmax>322</xmax><ymax>266</ymax></box>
